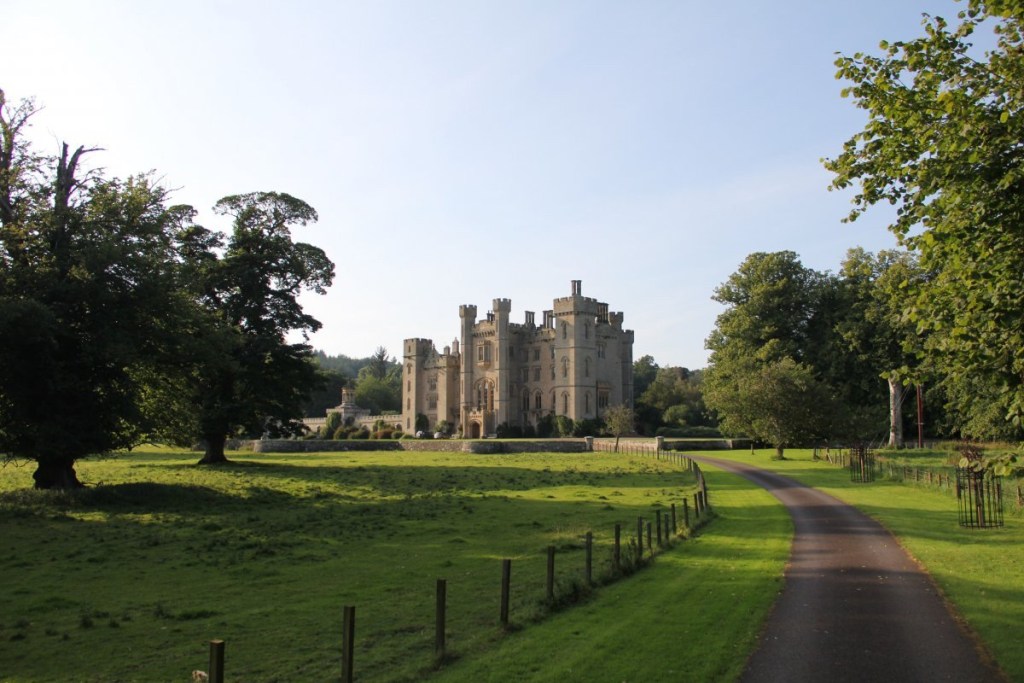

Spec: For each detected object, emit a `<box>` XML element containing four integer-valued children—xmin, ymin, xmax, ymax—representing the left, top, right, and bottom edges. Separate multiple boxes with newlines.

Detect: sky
<box><xmin>3</xmin><ymin>0</ymin><xmax>974</xmax><ymax>369</ymax></box>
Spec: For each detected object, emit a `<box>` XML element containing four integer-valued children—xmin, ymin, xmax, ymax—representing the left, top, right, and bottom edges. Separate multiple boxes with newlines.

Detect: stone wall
<box><xmin>252</xmin><ymin>438</ymin><xmax>592</xmax><ymax>454</ymax></box>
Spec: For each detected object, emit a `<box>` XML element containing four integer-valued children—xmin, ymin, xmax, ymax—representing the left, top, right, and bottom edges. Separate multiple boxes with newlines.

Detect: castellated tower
<box><xmin>405</xmin><ymin>281</ymin><xmax>633</xmax><ymax>438</ymax></box>
<box><xmin>402</xmin><ymin>337</ymin><xmax>460</xmax><ymax>434</ymax></box>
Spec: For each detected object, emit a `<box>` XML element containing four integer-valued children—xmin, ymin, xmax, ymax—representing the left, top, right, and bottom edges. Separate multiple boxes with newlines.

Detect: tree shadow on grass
<box><xmin>0</xmin><ymin>482</ymin><xmax>246</xmax><ymax>514</ymax></box>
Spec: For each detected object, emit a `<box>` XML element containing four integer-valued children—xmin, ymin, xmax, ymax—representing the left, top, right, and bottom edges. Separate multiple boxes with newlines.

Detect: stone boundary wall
<box><xmin>252</xmin><ymin>438</ymin><xmax>592</xmax><ymax>454</ymax></box>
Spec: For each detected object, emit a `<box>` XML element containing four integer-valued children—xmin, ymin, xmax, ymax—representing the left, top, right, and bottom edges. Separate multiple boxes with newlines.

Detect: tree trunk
<box><xmin>197</xmin><ymin>433</ymin><xmax>230</xmax><ymax>465</ymax></box>
<box><xmin>614</xmin><ymin>435</ymin><xmax>620</xmax><ymax>453</ymax></box>
<box><xmin>33</xmin><ymin>458</ymin><xmax>84</xmax><ymax>489</ymax></box>
<box><xmin>774</xmin><ymin>445</ymin><xmax>786</xmax><ymax>460</ymax></box>
<box><xmin>887</xmin><ymin>377</ymin><xmax>904</xmax><ymax>448</ymax></box>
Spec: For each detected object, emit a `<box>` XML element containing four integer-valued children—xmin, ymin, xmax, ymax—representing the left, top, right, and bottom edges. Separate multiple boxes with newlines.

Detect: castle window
<box><xmin>562</xmin><ymin>392</ymin><xmax>569</xmax><ymax>414</ymax></box>
<box><xmin>551</xmin><ymin>391</ymin><xmax>556</xmax><ymax>410</ymax></box>
<box><xmin>585</xmin><ymin>392</ymin><xmax>591</xmax><ymax>414</ymax></box>
<box><xmin>406</xmin><ymin>398</ymin><xmax>411</xmax><ymax>410</ymax></box>
<box><xmin>550</xmin><ymin>345</ymin><xmax>555</xmax><ymax>360</ymax></box>
<box><xmin>533</xmin><ymin>366</ymin><xmax>540</xmax><ymax>381</ymax></box>
<box><xmin>522</xmin><ymin>390</ymin><xmax>530</xmax><ymax>411</ymax></box>
<box><xmin>597</xmin><ymin>343</ymin><xmax>606</xmax><ymax>359</ymax></box>
<box><xmin>407</xmin><ymin>380</ymin><xmax>411</xmax><ymax>391</ymax></box>
<box><xmin>535</xmin><ymin>392</ymin><xmax>542</xmax><ymax>410</ymax></box>
<box><xmin>522</xmin><ymin>368</ymin><xmax>529</xmax><ymax>383</ymax></box>
<box><xmin>428</xmin><ymin>376</ymin><xmax>437</xmax><ymax>391</ymax></box>
<box><xmin>562</xmin><ymin>357</ymin><xmax>569</xmax><ymax>378</ymax></box>
<box><xmin>551</xmin><ymin>365</ymin><xmax>555</xmax><ymax>380</ymax></box>
<box><xmin>561</xmin><ymin>321</ymin><xmax>567</xmax><ymax>339</ymax></box>
<box><xmin>407</xmin><ymin>363</ymin><xmax>412</xmax><ymax>374</ymax></box>
<box><xmin>428</xmin><ymin>395</ymin><xmax>437</xmax><ymax>410</ymax></box>
<box><xmin>598</xmin><ymin>390</ymin><xmax>610</xmax><ymax>409</ymax></box>
<box><xmin>533</xmin><ymin>348</ymin><xmax>540</xmax><ymax>361</ymax></box>
<box><xmin>509</xmin><ymin>346</ymin><xmax>515</xmax><ymax>359</ymax></box>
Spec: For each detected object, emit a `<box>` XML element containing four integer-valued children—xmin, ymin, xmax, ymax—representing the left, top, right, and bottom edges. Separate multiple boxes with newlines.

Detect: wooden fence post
<box><xmin>435</xmin><ymin>579</ymin><xmax>447</xmax><ymax>660</ymax></box>
<box><xmin>656</xmin><ymin>510</ymin><xmax>663</xmax><ymax>546</ymax></box>
<box><xmin>694</xmin><ymin>493</ymin><xmax>700</xmax><ymax>518</ymax></box>
<box><xmin>671</xmin><ymin>503</ymin><xmax>677</xmax><ymax>535</ymax></box>
<box><xmin>683</xmin><ymin>499</ymin><xmax>690</xmax><ymax>529</ymax></box>
<box><xmin>637</xmin><ymin>517</ymin><xmax>644</xmax><ymax>557</ymax></box>
<box><xmin>500</xmin><ymin>559</ymin><xmax>511</xmax><ymax>626</ymax></box>
<box><xmin>208</xmin><ymin>640</ymin><xmax>224</xmax><ymax>683</ymax></box>
<box><xmin>341</xmin><ymin>606</ymin><xmax>355</xmax><ymax>683</ymax></box>
<box><xmin>546</xmin><ymin>546</ymin><xmax>556</xmax><ymax>603</ymax></box>
<box><xmin>646</xmin><ymin>522</ymin><xmax>652</xmax><ymax>558</ymax></box>
<box><xmin>585</xmin><ymin>532</ymin><xmax>593</xmax><ymax>585</ymax></box>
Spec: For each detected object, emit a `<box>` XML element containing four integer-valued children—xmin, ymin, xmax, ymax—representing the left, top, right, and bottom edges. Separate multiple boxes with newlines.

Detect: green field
<box><xmin>0</xmin><ymin>448</ymin><xmax>791</xmax><ymax>682</ymax></box>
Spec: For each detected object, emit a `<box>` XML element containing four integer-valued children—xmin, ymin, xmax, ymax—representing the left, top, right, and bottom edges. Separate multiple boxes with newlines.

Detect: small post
<box><xmin>671</xmin><ymin>503</ymin><xmax>677</xmax><ymax>535</ymax></box>
<box><xmin>656</xmin><ymin>510</ymin><xmax>663</xmax><ymax>546</ymax></box>
<box><xmin>546</xmin><ymin>545</ymin><xmax>556</xmax><ymax>603</ymax></box>
<box><xmin>646</xmin><ymin>522</ymin><xmax>652</xmax><ymax>557</ymax></box>
<box><xmin>614</xmin><ymin>523</ymin><xmax>621</xmax><ymax>571</ymax></box>
<box><xmin>637</xmin><ymin>517</ymin><xmax>644</xmax><ymax>556</ymax></box>
<box><xmin>694</xmin><ymin>493</ymin><xmax>700</xmax><ymax>518</ymax></box>
<box><xmin>500</xmin><ymin>559</ymin><xmax>511</xmax><ymax>625</ymax></box>
<box><xmin>682</xmin><ymin>499</ymin><xmax>690</xmax><ymax>529</ymax></box>
<box><xmin>435</xmin><ymin>578</ymin><xmax>447</xmax><ymax>660</ymax></box>
<box><xmin>208</xmin><ymin>640</ymin><xmax>225</xmax><ymax>683</ymax></box>
<box><xmin>342</xmin><ymin>606</ymin><xmax>355</xmax><ymax>683</ymax></box>
<box><xmin>585</xmin><ymin>532</ymin><xmax>593</xmax><ymax>585</ymax></box>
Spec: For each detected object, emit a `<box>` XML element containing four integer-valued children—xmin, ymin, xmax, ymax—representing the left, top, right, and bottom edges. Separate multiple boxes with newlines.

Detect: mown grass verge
<box><xmin>0</xmin><ymin>447</ymin><xmax>787</xmax><ymax>682</ymax></box>
<box><xmin>704</xmin><ymin>448</ymin><xmax>1024</xmax><ymax>681</ymax></box>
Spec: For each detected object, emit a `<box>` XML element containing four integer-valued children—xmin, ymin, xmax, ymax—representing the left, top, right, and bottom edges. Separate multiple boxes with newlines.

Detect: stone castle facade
<box><xmin>402</xmin><ymin>281</ymin><xmax>634</xmax><ymax>438</ymax></box>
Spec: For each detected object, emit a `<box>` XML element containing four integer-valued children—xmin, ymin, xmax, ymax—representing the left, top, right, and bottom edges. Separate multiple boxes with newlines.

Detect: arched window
<box><xmin>585</xmin><ymin>392</ymin><xmax>591</xmax><ymax>414</ymax></box>
<box><xmin>562</xmin><ymin>392</ymin><xmax>569</xmax><ymax>415</ymax></box>
<box><xmin>534</xmin><ymin>391</ymin><xmax>542</xmax><ymax>410</ymax></box>
<box><xmin>522</xmin><ymin>389</ymin><xmax>530</xmax><ymax>411</ymax></box>
<box><xmin>562</xmin><ymin>357</ymin><xmax>569</xmax><ymax>378</ymax></box>
<box><xmin>561</xmin><ymin>321</ymin><xmax>567</xmax><ymax>339</ymax></box>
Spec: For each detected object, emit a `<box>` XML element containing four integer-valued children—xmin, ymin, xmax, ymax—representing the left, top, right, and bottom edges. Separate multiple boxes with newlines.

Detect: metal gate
<box><xmin>956</xmin><ymin>468</ymin><xmax>1004</xmax><ymax>529</ymax></box>
<box><xmin>849</xmin><ymin>446</ymin><xmax>875</xmax><ymax>483</ymax></box>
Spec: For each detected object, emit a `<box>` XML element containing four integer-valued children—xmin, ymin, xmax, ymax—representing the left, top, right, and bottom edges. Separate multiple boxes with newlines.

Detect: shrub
<box><xmin>348</xmin><ymin>428</ymin><xmax>370</xmax><ymax>440</ymax></box>
<box><xmin>333</xmin><ymin>426</ymin><xmax>348</xmax><ymax>440</ymax></box>
<box><xmin>495</xmin><ymin>422</ymin><xmax>523</xmax><ymax>438</ymax></box>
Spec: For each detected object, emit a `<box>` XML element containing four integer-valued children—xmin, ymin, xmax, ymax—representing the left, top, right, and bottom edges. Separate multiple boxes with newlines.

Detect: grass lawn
<box><xmin>703</xmin><ymin>448</ymin><xmax>1024</xmax><ymax>681</ymax></box>
<box><xmin>0</xmin><ymin>447</ymin><xmax>791</xmax><ymax>682</ymax></box>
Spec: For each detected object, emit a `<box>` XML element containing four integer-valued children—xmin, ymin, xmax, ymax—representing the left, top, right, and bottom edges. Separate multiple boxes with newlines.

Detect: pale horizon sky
<box><xmin>4</xmin><ymin>1</ymin><xmax>974</xmax><ymax>368</ymax></box>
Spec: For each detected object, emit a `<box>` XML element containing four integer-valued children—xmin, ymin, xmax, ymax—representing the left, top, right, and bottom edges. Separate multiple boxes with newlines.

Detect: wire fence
<box><xmin>192</xmin><ymin>452</ymin><xmax>713</xmax><ymax>683</ymax></box>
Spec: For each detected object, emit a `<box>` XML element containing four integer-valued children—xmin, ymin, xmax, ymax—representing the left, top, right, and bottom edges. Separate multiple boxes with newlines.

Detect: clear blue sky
<box><xmin>4</xmin><ymin>0</ymin><xmax>972</xmax><ymax>368</ymax></box>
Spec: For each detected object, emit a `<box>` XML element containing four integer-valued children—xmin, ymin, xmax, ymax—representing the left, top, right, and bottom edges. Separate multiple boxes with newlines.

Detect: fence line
<box><xmin>195</xmin><ymin>453</ymin><xmax>712</xmax><ymax>681</ymax></box>
<box><xmin>813</xmin><ymin>446</ymin><xmax>1024</xmax><ymax>514</ymax></box>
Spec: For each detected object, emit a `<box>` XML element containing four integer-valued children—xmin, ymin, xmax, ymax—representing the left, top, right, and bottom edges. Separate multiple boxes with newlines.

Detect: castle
<box><xmin>402</xmin><ymin>281</ymin><xmax>634</xmax><ymax>437</ymax></box>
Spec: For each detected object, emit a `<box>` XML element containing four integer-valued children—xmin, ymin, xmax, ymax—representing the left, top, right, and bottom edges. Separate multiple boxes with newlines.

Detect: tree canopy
<box><xmin>826</xmin><ymin>0</ymin><xmax>1024</xmax><ymax>430</ymax></box>
<box><xmin>0</xmin><ymin>88</ymin><xmax>335</xmax><ymax>484</ymax></box>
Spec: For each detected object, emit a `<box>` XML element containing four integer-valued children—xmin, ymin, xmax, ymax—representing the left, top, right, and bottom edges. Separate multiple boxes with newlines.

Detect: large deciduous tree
<box><xmin>703</xmin><ymin>251</ymin><xmax>846</xmax><ymax>451</ymax></box>
<box><xmin>826</xmin><ymin>1</ymin><xmax>1024</xmax><ymax>429</ymax></box>
<box><xmin>0</xmin><ymin>90</ymin><xmax>184</xmax><ymax>487</ymax></box>
<box><xmin>836</xmin><ymin>248</ymin><xmax>926</xmax><ymax>446</ymax></box>
<box><xmin>705</xmin><ymin>357</ymin><xmax>838</xmax><ymax>459</ymax></box>
<box><xmin>179</xmin><ymin>192</ymin><xmax>335</xmax><ymax>464</ymax></box>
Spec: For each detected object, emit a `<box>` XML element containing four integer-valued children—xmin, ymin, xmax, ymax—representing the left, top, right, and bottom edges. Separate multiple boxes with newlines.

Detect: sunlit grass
<box><xmin>0</xmin><ymin>447</ymin><xmax>723</xmax><ymax>682</ymax></box>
